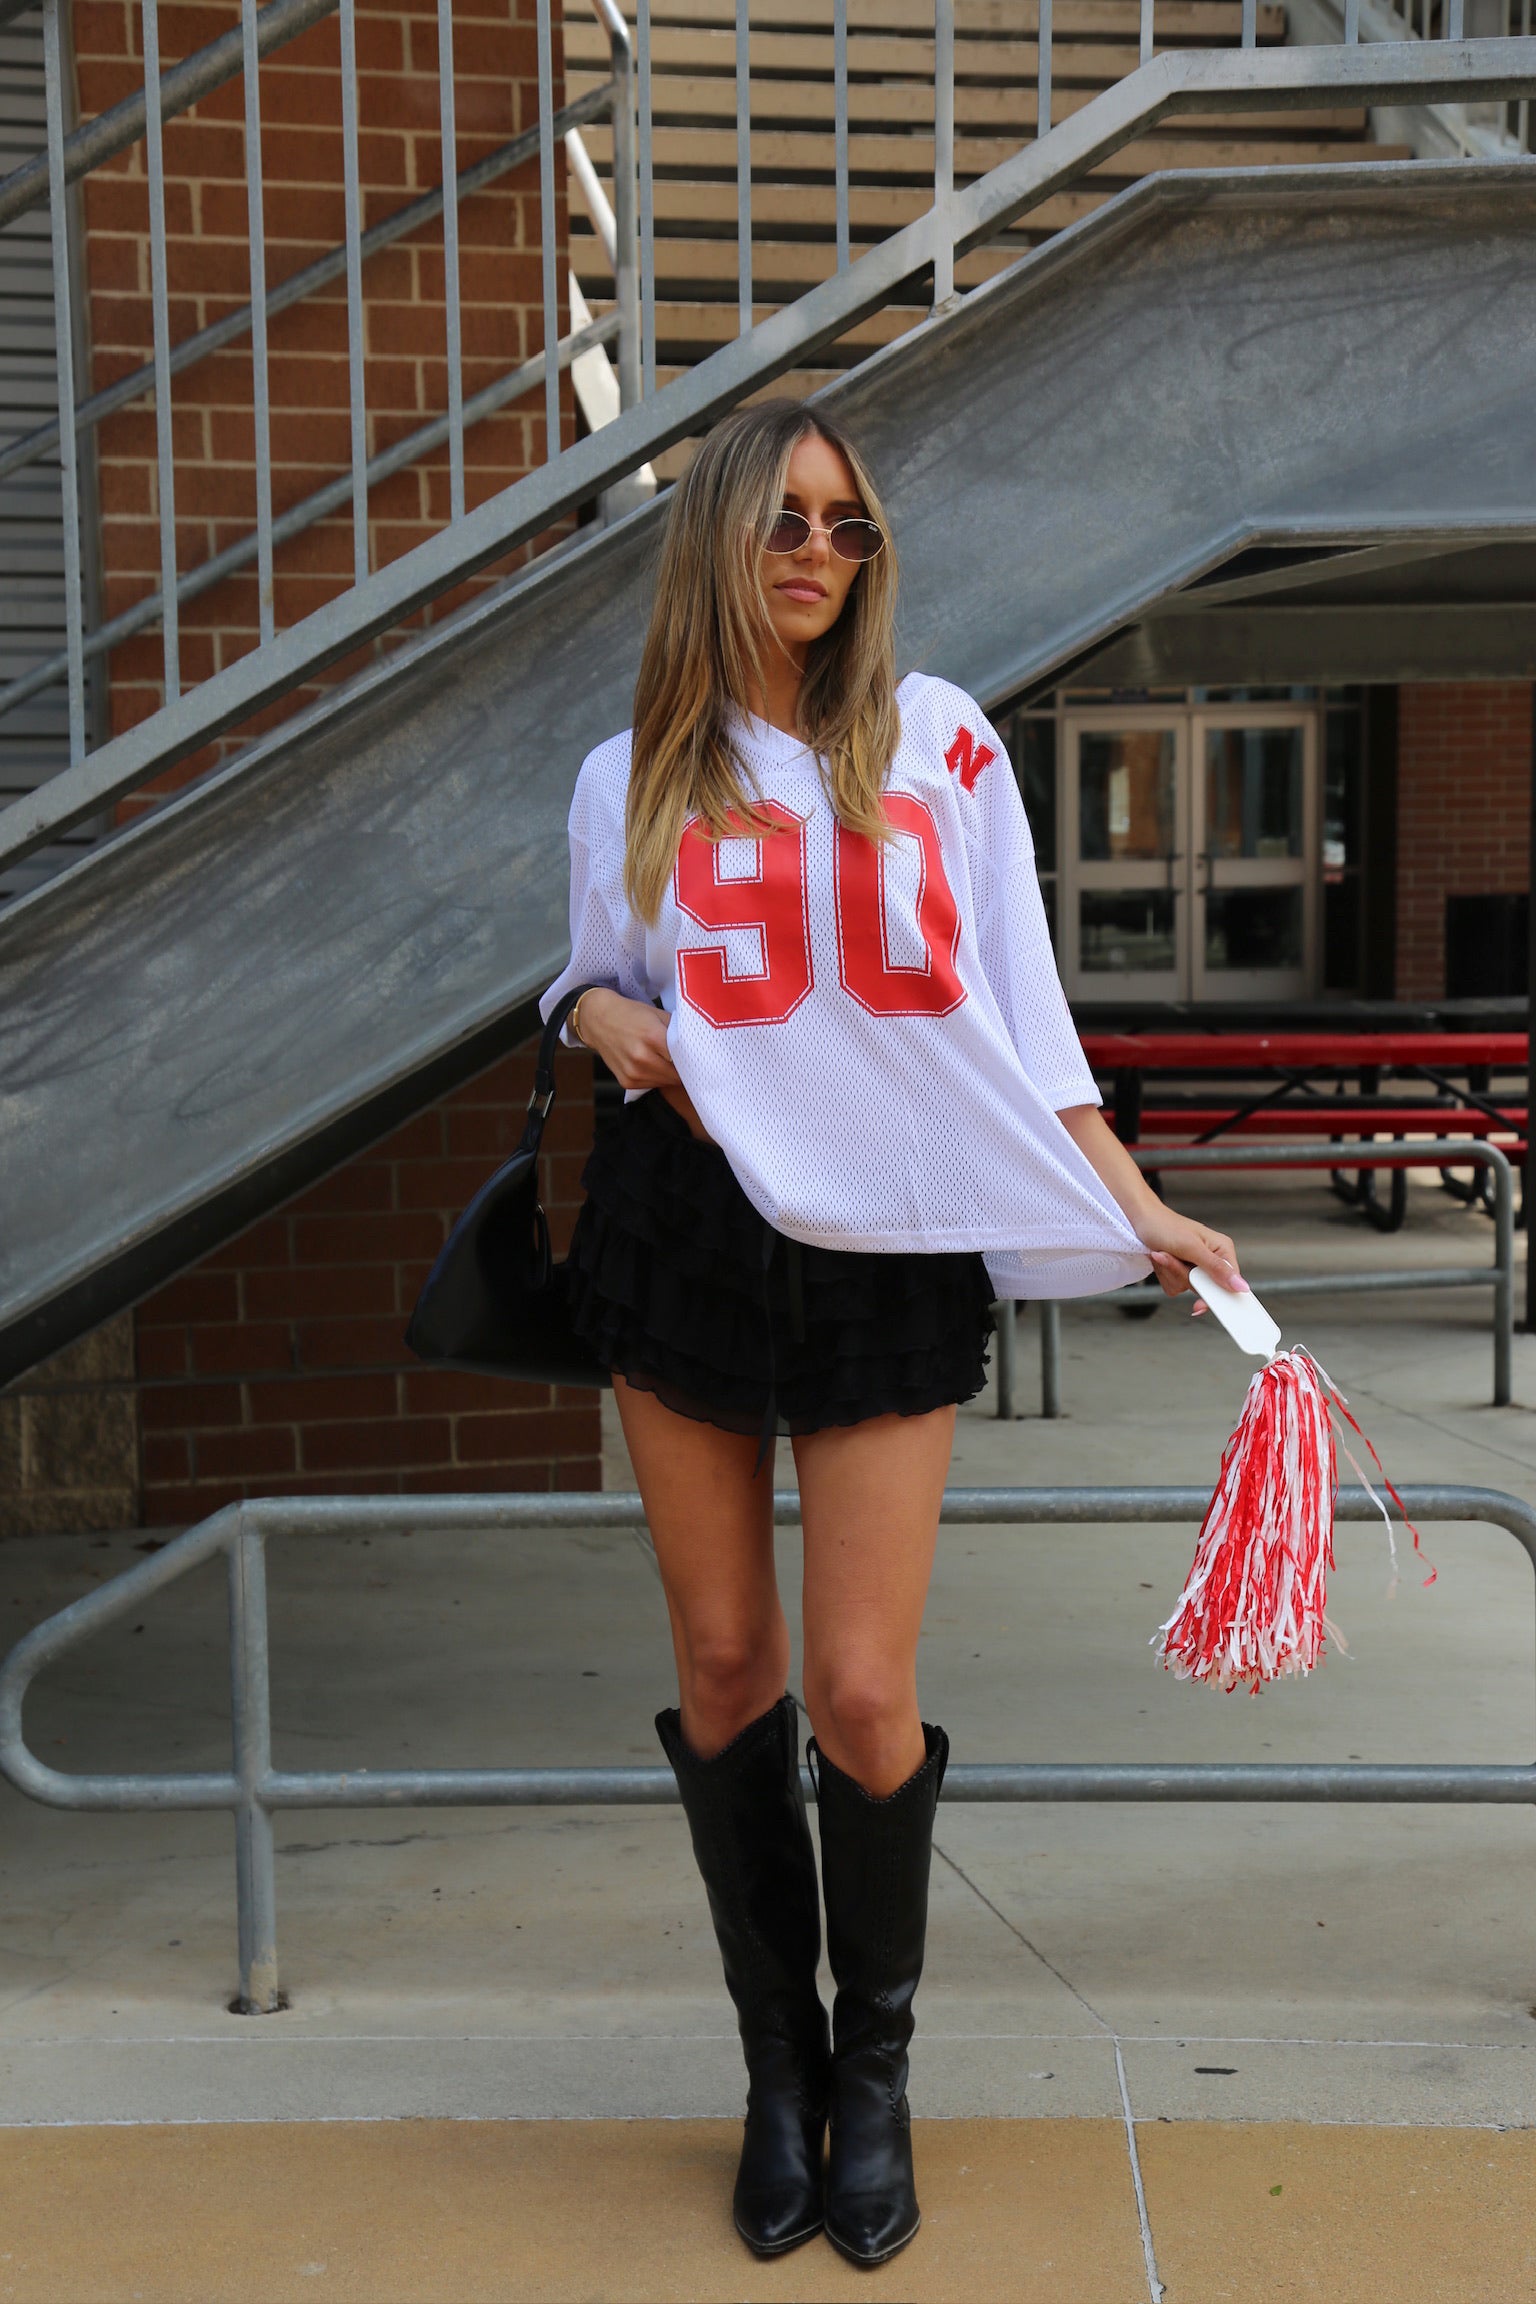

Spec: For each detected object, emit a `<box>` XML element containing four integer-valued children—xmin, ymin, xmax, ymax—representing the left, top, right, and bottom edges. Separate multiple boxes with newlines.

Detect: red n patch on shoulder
<box><xmin>944</xmin><ymin>725</ymin><xmax>997</xmax><ymax>793</ymax></box>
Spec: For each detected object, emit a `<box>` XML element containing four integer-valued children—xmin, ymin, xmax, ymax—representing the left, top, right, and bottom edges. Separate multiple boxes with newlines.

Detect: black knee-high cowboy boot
<box><xmin>655</xmin><ymin>1695</ymin><xmax>831</xmax><ymax>2256</ymax></box>
<box><xmin>810</xmin><ymin>1722</ymin><xmax>948</xmax><ymax>2269</ymax></box>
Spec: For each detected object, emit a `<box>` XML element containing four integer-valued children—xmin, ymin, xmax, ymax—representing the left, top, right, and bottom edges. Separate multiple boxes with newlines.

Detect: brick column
<box><xmin>1395</xmin><ymin>683</ymin><xmax>1533</xmax><ymax>1001</ymax></box>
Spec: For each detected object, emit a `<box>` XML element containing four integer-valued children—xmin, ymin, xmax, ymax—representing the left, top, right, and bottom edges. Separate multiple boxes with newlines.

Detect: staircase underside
<box><xmin>3</xmin><ymin>159</ymin><xmax>1535</xmax><ymax>1383</ymax></box>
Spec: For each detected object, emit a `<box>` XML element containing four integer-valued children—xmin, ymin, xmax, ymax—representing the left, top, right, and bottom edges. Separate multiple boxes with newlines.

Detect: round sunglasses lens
<box><xmin>765</xmin><ymin>512</ymin><xmax>809</xmax><ymax>553</ymax></box>
<box><xmin>832</xmin><ymin>520</ymin><xmax>883</xmax><ymax>562</ymax></box>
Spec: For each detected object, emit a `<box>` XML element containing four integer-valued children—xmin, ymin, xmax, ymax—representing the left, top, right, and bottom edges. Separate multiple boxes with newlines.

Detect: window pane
<box><xmin>1205</xmin><ymin>888</ymin><xmax>1303</xmax><ymax>972</ymax></box>
<box><xmin>1079</xmin><ymin>732</ymin><xmax>1175</xmax><ymax>861</ymax></box>
<box><xmin>1204</xmin><ymin>728</ymin><xmax>1304</xmax><ymax>860</ymax></box>
<box><xmin>1080</xmin><ymin>891</ymin><xmax>1176</xmax><ymax>974</ymax></box>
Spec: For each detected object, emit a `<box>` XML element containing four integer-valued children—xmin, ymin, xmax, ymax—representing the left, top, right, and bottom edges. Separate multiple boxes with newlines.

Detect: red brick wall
<box><xmin>1395</xmin><ymin>683</ymin><xmax>1533</xmax><ymax>999</ymax></box>
<box><xmin>133</xmin><ymin>1037</ymin><xmax>601</xmax><ymax>1524</ymax></box>
<box><xmin>74</xmin><ymin>0</ymin><xmax>570</xmax><ymax>792</ymax></box>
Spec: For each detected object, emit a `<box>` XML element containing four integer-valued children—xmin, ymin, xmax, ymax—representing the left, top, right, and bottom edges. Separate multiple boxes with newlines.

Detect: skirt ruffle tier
<box><xmin>565</xmin><ymin>1091</ymin><xmax>995</xmax><ymax>1436</ymax></box>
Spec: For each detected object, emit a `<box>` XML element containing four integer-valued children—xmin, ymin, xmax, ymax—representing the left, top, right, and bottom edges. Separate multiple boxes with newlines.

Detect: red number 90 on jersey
<box><xmin>674</xmin><ymin>800</ymin><xmax>966</xmax><ymax>1029</ymax></box>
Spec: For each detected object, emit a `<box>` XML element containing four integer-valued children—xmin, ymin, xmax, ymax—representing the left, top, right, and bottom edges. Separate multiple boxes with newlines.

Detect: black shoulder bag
<box><xmin>404</xmin><ymin>982</ymin><xmax>609</xmax><ymax>1386</ymax></box>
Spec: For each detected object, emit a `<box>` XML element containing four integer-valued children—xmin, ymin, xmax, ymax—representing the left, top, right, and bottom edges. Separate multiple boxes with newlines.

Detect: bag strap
<box><xmin>522</xmin><ymin>980</ymin><xmax>607</xmax><ymax>1147</ymax></box>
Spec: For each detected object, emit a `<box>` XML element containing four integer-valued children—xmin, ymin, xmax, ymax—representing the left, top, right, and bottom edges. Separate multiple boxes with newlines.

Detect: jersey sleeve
<box><xmin>954</xmin><ymin>699</ymin><xmax>1101</xmax><ymax>1112</ymax></box>
<box><xmin>539</xmin><ymin>746</ymin><xmax>656</xmax><ymax>1037</ymax></box>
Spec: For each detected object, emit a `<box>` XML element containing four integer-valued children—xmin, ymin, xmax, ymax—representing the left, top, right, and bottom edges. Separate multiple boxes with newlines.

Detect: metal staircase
<box><xmin>563</xmin><ymin>0</ymin><xmax>1410</xmax><ymax>455</ymax></box>
<box><xmin>0</xmin><ymin>9</ymin><xmax>1535</xmax><ymax>1382</ymax></box>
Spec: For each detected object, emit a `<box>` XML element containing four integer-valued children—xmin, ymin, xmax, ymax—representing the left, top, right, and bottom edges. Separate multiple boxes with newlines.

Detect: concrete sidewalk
<box><xmin>1</xmin><ymin>1166</ymin><xmax>1533</xmax><ymax>2298</ymax></box>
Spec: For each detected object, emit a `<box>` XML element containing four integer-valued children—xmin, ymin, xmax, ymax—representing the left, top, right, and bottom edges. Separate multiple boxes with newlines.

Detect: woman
<box><xmin>541</xmin><ymin>400</ymin><xmax>1245</xmax><ymax>2267</ymax></box>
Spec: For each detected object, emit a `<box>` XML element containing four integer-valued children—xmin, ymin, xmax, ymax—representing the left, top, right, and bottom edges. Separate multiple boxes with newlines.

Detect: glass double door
<box><xmin>1060</xmin><ymin>709</ymin><xmax>1319</xmax><ymax>1004</ymax></box>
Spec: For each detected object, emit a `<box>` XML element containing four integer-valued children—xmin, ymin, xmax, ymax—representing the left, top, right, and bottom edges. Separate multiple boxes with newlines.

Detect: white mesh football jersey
<box><xmin>542</xmin><ymin>672</ymin><xmax>1151</xmax><ymax>1299</ymax></box>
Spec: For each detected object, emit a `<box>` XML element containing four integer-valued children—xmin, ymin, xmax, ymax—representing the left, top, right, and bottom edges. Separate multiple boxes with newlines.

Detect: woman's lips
<box><xmin>777</xmin><ymin>580</ymin><xmax>826</xmax><ymax>602</ymax></box>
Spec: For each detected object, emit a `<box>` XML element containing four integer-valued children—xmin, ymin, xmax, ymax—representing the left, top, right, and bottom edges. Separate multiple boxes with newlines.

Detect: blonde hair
<box><xmin>624</xmin><ymin>398</ymin><xmax>900</xmax><ymax>922</ymax></box>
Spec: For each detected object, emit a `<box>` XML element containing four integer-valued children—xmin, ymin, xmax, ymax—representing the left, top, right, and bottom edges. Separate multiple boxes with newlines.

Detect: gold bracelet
<box><xmin>569</xmin><ymin>990</ymin><xmax>592</xmax><ymax>1049</ymax></box>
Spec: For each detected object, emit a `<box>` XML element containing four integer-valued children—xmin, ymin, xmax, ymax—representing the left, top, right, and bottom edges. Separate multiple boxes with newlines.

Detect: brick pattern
<box><xmin>0</xmin><ymin>1316</ymin><xmax>139</xmax><ymax>1538</ymax></box>
<box><xmin>1395</xmin><ymin>683</ymin><xmax>1533</xmax><ymax>1000</ymax></box>
<box><xmin>74</xmin><ymin>0</ymin><xmax>571</xmax><ymax>792</ymax></box>
<box><xmin>133</xmin><ymin>1040</ymin><xmax>601</xmax><ymax>1525</ymax></box>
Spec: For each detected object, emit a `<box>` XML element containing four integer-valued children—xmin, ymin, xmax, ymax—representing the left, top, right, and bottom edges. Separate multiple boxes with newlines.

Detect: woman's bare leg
<box><xmin>793</xmin><ymin>1406</ymin><xmax>955</xmax><ymax>1796</ymax></box>
<box><xmin>613</xmin><ymin>1373</ymin><xmax>789</xmax><ymax>1756</ymax></box>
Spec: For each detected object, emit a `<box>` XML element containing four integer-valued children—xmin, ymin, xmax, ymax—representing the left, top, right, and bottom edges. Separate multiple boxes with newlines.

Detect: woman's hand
<box><xmin>1134</xmin><ymin>1205</ymin><xmax>1246</xmax><ymax>1303</ymax></box>
<box><xmin>1054</xmin><ymin>1104</ymin><xmax>1247</xmax><ymax>1309</ymax></box>
<box><xmin>573</xmin><ymin>990</ymin><xmax>682</xmax><ymax>1091</ymax></box>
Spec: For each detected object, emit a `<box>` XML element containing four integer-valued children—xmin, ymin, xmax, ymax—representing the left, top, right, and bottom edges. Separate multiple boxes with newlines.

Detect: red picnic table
<box><xmin>1078</xmin><ymin>1031</ymin><xmax>1528</xmax><ymax>1231</ymax></box>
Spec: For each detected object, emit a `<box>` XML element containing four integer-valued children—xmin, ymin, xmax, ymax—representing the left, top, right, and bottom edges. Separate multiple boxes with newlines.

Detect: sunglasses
<box><xmin>763</xmin><ymin>508</ymin><xmax>886</xmax><ymax>564</ymax></box>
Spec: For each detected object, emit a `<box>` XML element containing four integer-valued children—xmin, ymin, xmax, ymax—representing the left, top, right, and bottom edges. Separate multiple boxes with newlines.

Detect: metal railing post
<box><xmin>933</xmin><ymin>0</ymin><xmax>955</xmax><ymax>306</ymax></box>
<box><xmin>834</xmin><ymin>0</ymin><xmax>850</xmax><ymax>270</ymax></box>
<box><xmin>735</xmin><ymin>0</ymin><xmax>752</xmax><ymax>335</ymax></box>
<box><xmin>337</xmin><ymin>0</ymin><xmax>369</xmax><ymax>582</ymax></box>
<box><xmin>41</xmin><ymin>0</ymin><xmax>85</xmax><ymax>768</ymax></box>
<box><xmin>1494</xmin><ymin>1145</ymin><xmax>1515</xmax><ymax>1405</ymax></box>
<box><xmin>995</xmin><ymin>1299</ymin><xmax>1017</xmax><ymax>1417</ymax></box>
<box><xmin>593</xmin><ymin>0</ymin><xmax>641</xmax><ymax>412</ymax></box>
<box><xmin>228</xmin><ymin>1514</ymin><xmax>280</xmax><ymax>2012</ymax></box>
<box><xmin>637</xmin><ymin>0</ymin><xmax>655</xmax><ymax>397</ymax></box>
<box><xmin>1040</xmin><ymin>1299</ymin><xmax>1062</xmax><ymax>1419</ymax></box>
<box><xmin>141</xmin><ymin>0</ymin><xmax>181</xmax><ymax>702</ymax></box>
<box><xmin>537</xmin><ymin>0</ymin><xmax>561</xmax><ymax>460</ymax></box>
<box><xmin>240</xmin><ymin>0</ymin><xmax>277</xmax><ymax>646</ymax></box>
<box><xmin>437</xmin><ymin>0</ymin><xmax>466</xmax><ymax>521</ymax></box>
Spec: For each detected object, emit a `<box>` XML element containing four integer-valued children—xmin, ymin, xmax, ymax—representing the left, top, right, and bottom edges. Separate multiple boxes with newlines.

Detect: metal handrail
<box><xmin>1</xmin><ymin>1482</ymin><xmax>1531</xmax><ymax>2011</ymax></box>
<box><xmin>6</xmin><ymin>18</ymin><xmax>1536</xmax><ymax>850</ymax></box>
<box><xmin>997</xmin><ymin>1139</ymin><xmax>1516</xmax><ymax>1419</ymax></box>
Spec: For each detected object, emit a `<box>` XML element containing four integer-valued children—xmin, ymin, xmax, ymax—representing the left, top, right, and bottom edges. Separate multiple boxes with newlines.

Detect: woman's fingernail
<box><xmin>1230</xmin><ymin>1274</ymin><xmax>1251</xmax><ymax>1292</ymax></box>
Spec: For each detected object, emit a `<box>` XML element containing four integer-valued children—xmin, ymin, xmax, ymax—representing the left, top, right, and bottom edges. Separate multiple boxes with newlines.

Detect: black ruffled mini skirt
<box><xmin>565</xmin><ymin>1090</ymin><xmax>995</xmax><ymax>1437</ymax></box>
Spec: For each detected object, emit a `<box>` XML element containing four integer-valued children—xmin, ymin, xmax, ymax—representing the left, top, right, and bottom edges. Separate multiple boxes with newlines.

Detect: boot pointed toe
<box><xmin>733</xmin><ymin>2177</ymin><xmax>824</xmax><ymax>2257</ymax></box>
<box><xmin>824</xmin><ymin>2191</ymin><xmax>921</xmax><ymax>2267</ymax></box>
<box><xmin>732</xmin><ymin>2080</ymin><xmax>827</xmax><ymax>2255</ymax></box>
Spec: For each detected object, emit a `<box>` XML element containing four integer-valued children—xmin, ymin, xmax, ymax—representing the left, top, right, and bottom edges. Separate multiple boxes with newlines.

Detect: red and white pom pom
<box><xmin>1156</xmin><ymin>1347</ymin><xmax>1433</xmax><ymax>1695</ymax></box>
<box><xmin>1157</xmin><ymin>1348</ymin><xmax>1339</xmax><ymax>1693</ymax></box>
